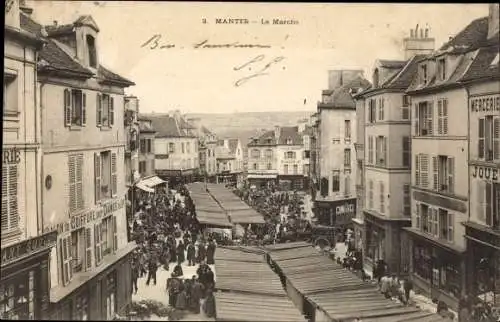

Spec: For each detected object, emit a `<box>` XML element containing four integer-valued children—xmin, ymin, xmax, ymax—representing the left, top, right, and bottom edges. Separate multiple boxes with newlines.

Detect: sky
<box><xmin>28</xmin><ymin>1</ymin><xmax>489</xmax><ymax>114</ymax></box>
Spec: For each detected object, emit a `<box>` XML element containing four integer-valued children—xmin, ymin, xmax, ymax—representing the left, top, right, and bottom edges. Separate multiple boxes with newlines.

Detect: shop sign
<box><xmin>470</xmin><ymin>95</ymin><xmax>499</xmax><ymax>113</ymax></box>
<box><xmin>2</xmin><ymin>147</ymin><xmax>21</xmax><ymax>164</ymax></box>
<box><xmin>1</xmin><ymin>231</ymin><xmax>57</xmax><ymax>267</ymax></box>
<box><xmin>471</xmin><ymin>165</ymin><xmax>499</xmax><ymax>182</ymax></box>
<box><xmin>43</xmin><ymin>198</ymin><xmax>125</xmax><ymax>234</ymax></box>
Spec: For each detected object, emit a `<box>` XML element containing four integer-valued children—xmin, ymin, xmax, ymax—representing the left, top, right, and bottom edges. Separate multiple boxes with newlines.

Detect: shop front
<box><xmin>156</xmin><ymin>169</ymin><xmax>195</xmax><ymax>187</ymax></box>
<box><xmin>405</xmin><ymin>228</ymin><xmax>466</xmax><ymax>310</ymax></box>
<box><xmin>313</xmin><ymin>198</ymin><xmax>356</xmax><ymax>241</ymax></box>
<box><xmin>246</xmin><ymin>173</ymin><xmax>278</xmax><ymax>189</ymax></box>
<box><xmin>216</xmin><ymin>170</ymin><xmax>242</xmax><ymax>186</ymax></box>
<box><xmin>0</xmin><ymin>231</ymin><xmax>58</xmax><ymax>320</ymax></box>
<box><xmin>277</xmin><ymin>174</ymin><xmax>306</xmax><ymax>191</ymax></box>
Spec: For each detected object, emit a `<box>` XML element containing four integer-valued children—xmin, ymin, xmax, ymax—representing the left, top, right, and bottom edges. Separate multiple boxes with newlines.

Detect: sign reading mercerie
<box><xmin>43</xmin><ymin>198</ymin><xmax>125</xmax><ymax>234</ymax></box>
<box><xmin>1</xmin><ymin>231</ymin><xmax>57</xmax><ymax>267</ymax></box>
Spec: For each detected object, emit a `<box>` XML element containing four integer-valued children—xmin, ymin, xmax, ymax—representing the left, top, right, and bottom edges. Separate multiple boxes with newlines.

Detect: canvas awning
<box><xmin>136</xmin><ymin>182</ymin><xmax>154</xmax><ymax>193</ymax></box>
<box><xmin>247</xmin><ymin>174</ymin><xmax>277</xmax><ymax>179</ymax></box>
<box><xmin>140</xmin><ymin>176</ymin><xmax>166</xmax><ymax>188</ymax></box>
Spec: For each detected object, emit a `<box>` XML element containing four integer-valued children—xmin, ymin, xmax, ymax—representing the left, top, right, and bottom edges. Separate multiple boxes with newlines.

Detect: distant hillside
<box><xmin>187</xmin><ymin>111</ymin><xmax>313</xmax><ymax>147</ymax></box>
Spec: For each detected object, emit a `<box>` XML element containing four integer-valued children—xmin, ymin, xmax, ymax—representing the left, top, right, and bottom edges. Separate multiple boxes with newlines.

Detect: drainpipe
<box><xmin>38</xmin><ymin>66</ymin><xmax>45</xmax><ymax>236</ymax></box>
<box><xmin>463</xmin><ymin>83</ymin><xmax>471</xmax><ymax>299</ymax></box>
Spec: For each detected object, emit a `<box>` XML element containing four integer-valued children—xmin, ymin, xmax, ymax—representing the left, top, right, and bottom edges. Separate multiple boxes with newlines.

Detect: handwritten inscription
<box><xmin>141</xmin><ymin>34</ymin><xmax>271</xmax><ymax>50</ymax></box>
<box><xmin>234</xmin><ymin>54</ymin><xmax>286</xmax><ymax>87</ymax></box>
<box><xmin>472</xmin><ymin>165</ymin><xmax>499</xmax><ymax>181</ymax></box>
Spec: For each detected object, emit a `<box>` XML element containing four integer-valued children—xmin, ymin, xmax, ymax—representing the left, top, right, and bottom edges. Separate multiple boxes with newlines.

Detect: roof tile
<box><xmin>278</xmin><ymin>126</ymin><xmax>302</xmax><ymax>145</ymax></box>
<box><xmin>460</xmin><ymin>45</ymin><xmax>500</xmax><ymax>82</ymax></box>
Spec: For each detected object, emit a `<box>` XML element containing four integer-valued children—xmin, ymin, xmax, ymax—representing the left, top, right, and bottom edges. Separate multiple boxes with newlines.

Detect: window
<box><xmin>304</xmin><ymin>150</ymin><xmax>310</xmax><ymax>158</ymax></box>
<box><xmin>368</xmin><ymin>136</ymin><xmax>374</xmax><ymax>164</ymax></box>
<box><xmin>264</xmin><ymin>149</ymin><xmax>273</xmax><ymax>159</ymax></box>
<box><xmin>403</xmin><ymin>184</ymin><xmax>411</xmax><ymax>217</ymax></box>
<box><xmin>375</xmin><ymin>136</ymin><xmax>387</xmax><ymax>166</ymax></box>
<box><xmin>146</xmin><ymin>139</ymin><xmax>152</xmax><ymax>153</ymax></box>
<box><xmin>168</xmin><ymin>142</ymin><xmax>175</xmax><ymax>153</ymax></box>
<box><xmin>286</xmin><ymin>151</ymin><xmax>296</xmax><ymax>159</ymax></box>
<box><xmin>368</xmin><ymin>180</ymin><xmax>374</xmax><ymax>209</ymax></box>
<box><xmin>253</xmin><ymin>163</ymin><xmax>257</xmax><ymax>170</ymax></box>
<box><xmin>420</xmin><ymin>204</ymin><xmax>430</xmax><ymax>233</ymax></box>
<box><xmin>438</xmin><ymin>58</ymin><xmax>446</xmax><ymax>81</ymax></box>
<box><xmin>402</xmin><ymin>95</ymin><xmax>410</xmax><ymax>120</ymax></box>
<box><xmin>181</xmin><ymin>143</ymin><xmax>185</xmax><ymax>154</ymax></box>
<box><xmin>186</xmin><ymin>142</ymin><xmax>191</xmax><ymax>153</ymax></box>
<box><xmin>430</xmin><ymin>208</ymin><xmax>438</xmax><ymax>236</ymax></box>
<box><xmin>439</xmin><ymin>209</ymin><xmax>454</xmax><ymax>242</ymax></box>
<box><xmin>478</xmin><ymin>116</ymin><xmax>500</xmax><ymax>161</ymax></box>
<box><xmin>100</xmin><ymin>216</ymin><xmax>116</xmax><ymax>256</ymax></box>
<box><xmin>139</xmin><ymin>161</ymin><xmax>146</xmax><ymax>174</ymax></box>
<box><xmin>95</xmin><ymin>151</ymin><xmax>117</xmax><ymax>203</ymax></box>
<box><xmin>344</xmin><ymin>175</ymin><xmax>350</xmax><ymax>196</ymax></box>
<box><xmin>94</xmin><ymin>222</ymin><xmax>103</xmax><ymax>266</ymax></box>
<box><xmin>416</xmin><ymin>101</ymin><xmax>433</xmax><ymax>136</ymax></box>
<box><xmin>378</xmin><ymin>98</ymin><xmax>385</xmax><ymax>121</ymax></box>
<box><xmin>480</xmin><ymin>182</ymin><xmax>500</xmax><ymax>229</ymax></box>
<box><xmin>344</xmin><ymin>149</ymin><xmax>351</xmax><ymax>167</ymax></box>
<box><xmin>105</xmin><ymin>272</ymin><xmax>117</xmax><ymax>320</ymax></box>
<box><xmin>96</xmin><ymin>94</ymin><xmax>114</xmax><ymax>128</ymax></box>
<box><xmin>3</xmin><ymin>73</ymin><xmax>18</xmax><ymax>115</ymax></box>
<box><xmin>368</xmin><ymin>99</ymin><xmax>376</xmax><ymax>123</ymax></box>
<box><xmin>61</xmin><ymin>235</ymin><xmax>73</xmax><ymax>285</ymax></box>
<box><xmin>284</xmin><ymin>164</ymin><xmax>289</xmax><ymax>174</ymax></box>
<box><xmin>72</xmin><ymin>294</ymin><xmax>89</xmax><ymax>321</ymax></box>
<box><xmin>286</xmin><ymin>138</ymin><xmax>292</xmax><ymax>145</ymax></box>
<box><xmin>416</xmin><ymin>154</ymin><xmax>429</xmax><ymax>188</ymax></box>
<box><xmin>140</xmin><ymin>139</ymin><xmax>146</xmax><ymax>154</ymax></box>
<box><xmin>266</xmin><ymin>163</ymin><xmax>272</xmax><ymax>170</ymax></box>
<box><xmin>332</xmin><ymin>170</ymin><xmax>340</xmax><ymax>192</ymax></box>
<box><xmin>379</xmin><ymin>182</ymin><xmax>385</xmax><ymax>213</ymax></box>
<box><xmin>344</xmin><ymin>120</ymin><xmax>351</xmax><ymax>139</ymax></box>
<box><xmin>303</xmin><ymin>164</ymin><xmax>309</xmax><ymax>175</ymax></box>
<box><xmin>251</xmin><ymin>149</ymin><xmax>260</xmax><ymax>158</ymax></box>
<box><xmin>86</xmin><ymin>35</ymin><xmax>97</xmax><ymax>68</ymax></box>
<box><xmin>402</xmin><ymin>136</ymin><xmax>411</xmax><ymax>167</ymax></box>
<box><xmin>437</xmin><ymin>99</ymin><xmax>449</xmax><ymax>135</ymax></box>
<box><xmin>64</xmin><ymin>89</ymin><xmax>86</xmax><ymax>127</ymax></box>
<box><xmin>0</xmin><ymin>270</ymin><xmax>36</xmax><ymax>320</ymax></box>
<box><xmin>293</xmin><ymin>164</ymin><xmax>298</xmax><ymax>174</ymax></box>
<box><xmin>1</xmin><ymin>163</ymin><xmax>18</xmax><ymax>233</ymax></box>
<box><xmin>69</xmin><ymin>154</ymin><xmax>84</xmax><ymax>213</ymax></box>
<box><xmin>432</xmin><ymin>155</ymin><xmax>454</xmax><ymax>193</ymax></box>
<box><xmin>420</xmin><ymin>64</ymin><xmax>428</xmax><ymax>84</ymax></box>
<box><xmin>71</xmin><ymin>229</ymin><xmax>85</xmax><ymax>273</ymax></box>
<box><xmin>415</xmin><ymin>202</ymin><xmax>421</xmax><ymax>229</ymax></box>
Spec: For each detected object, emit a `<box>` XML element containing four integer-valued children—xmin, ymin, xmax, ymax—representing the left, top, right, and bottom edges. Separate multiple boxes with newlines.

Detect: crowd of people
<box><xmin>129</xmin><ymin>184</ymin><xmax>217</xmax><ymax>317</ymax></box>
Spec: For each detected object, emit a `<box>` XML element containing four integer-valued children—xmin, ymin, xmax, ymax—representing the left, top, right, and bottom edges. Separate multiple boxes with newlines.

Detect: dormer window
<box><xmin>491</xmin><ymin>53</ymin><xmax>499</xmax><ymax>67</ymax></box>
<box><xmin>419</xmin><ymin>64</ymin><xmax>428</xmax><ymax>84</ymax></box>
<box><xmin>86</xmin><ymin>35</ymin><xmax>97</xmax><ymax>68</ymax></box>
<box><xmin>438</xmin><ymin>58</ymin><xmax>446</xmax><ymax>81</ymax></box>
<box><xmin>373</xmin><ymin>68</ymin><xmax>380</xmax><ymax>88</ymax></box>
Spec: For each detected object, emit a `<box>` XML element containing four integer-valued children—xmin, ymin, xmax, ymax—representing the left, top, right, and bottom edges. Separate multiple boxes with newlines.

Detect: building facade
<box><xmin>21</xmin><ymin>12</ymin><xmax>136</xmax><ymax>319</ymax></box>
<box><xmin>462</xmin><ymin>3</ymin><xmax>500</xmax><ymax>307</ymax></box>
<box><xmin>247</xmin><ymin>129</ymin><xmax>279</xmax><ymax>188</ymax></box>
<box><xmin>215</xmin><ymin>138</ymin><xmax>244</xmax><ymax>185</ymax></box>
<box><xmin>124</xmin><ymin>96</ymin><xmax>140</xmax><ymax>187</ymax></box>
<box><xmin>148</xmin><ymin>112</ymin><xmax>199</xmax><ymax>186</ymax></box>
<box><xmin>276</xmin><ymin>126</ymin><xmax>307</xmax><ymax>191</ymax></box>
<box><xmin>2</xmin><ymin>1</ymin><xmax>57</xmax><ymax>320</ymax></box>
<box><xmin>353</xmin><ymin>95</ymin><xmax>366</xmax><ymax>252</ymax></box>
<box><xmin>313</xmin><ymin>71</ymin><xmax>370</xmax><ymax>235</ymax></box>
<box><xmin>138</xmin><ymin>118</ymin><xmax>156</xmax><ymax>178</ymax></box>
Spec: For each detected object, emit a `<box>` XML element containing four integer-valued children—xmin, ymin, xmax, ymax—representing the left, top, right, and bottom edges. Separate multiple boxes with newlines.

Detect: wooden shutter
<box><xmin>415</xmin><ymin>202</ymin><xmax>420</xmax><ymax>229</ymax></box>
<box><xmin>85</xmin><ymin>227</ymin><xmax>93</xmax><ymax>270</ymax></box>
<box><xmin>1</xmin><ymin>164</ymin><xmax>18</xmax><ymax>232</ymax></box>
<box><xmin>94</xmin><ymin>153</ymin><xmax>101</xmax><ymax>204</ymax></box>
<box><xmin>479</xmin><ymin>118</ymin><xmax>485</xmax><ymax>159</ymax></box>
<box><xmin>427</xmin><ymin>101</ymin><xmax>434</xmax><ymax>135</ymax></box>
<box><xmin>486</xmin><ymin>182</ymin><xmax>492</xmax><ymax>225</ymax></box>
<box><xmin>432</xmin><ymin>156</ymin><xmax>439</xmax><ymax>191</ymax></box>
<box><xmin>111</xmin><ymin>152</ymin><xmax>117</xmax><ymax>196</ymax></box>
<box><xmin>109</xmin><ymin>97</ymin><xmax>114</xmax><ymax>126</ymax></box>
<box><xmin>112</xmin><ymin>216</ymin><xmax>118</xmax><ymax>252</ymax></box>
<box><xmin>82</xmin><ymin>93</ymin><xmax>87</xmax><ymax>126</ymax></box>
<box><xmin>61</xmin><ymin>236</ymin><xmax>73</xmax><ymax>286</ymax></box>
<box><xmin>477</xmin><ymin>182</ymin><xmax>486</xmax><ymax>222</ymax></box>
<box><xmin>76</xmin><ymin>154</ymin><xmax>84</xmax><ymax>210</ymax></box>
<box><xmin>494</xmin><ymin>117</ymin><xmax>500</xmax><ymax>161</ymax></box>
<box><xmin>64</xmin><ymin>89</ymin><xmax>72</xmax><ymax>127</ymax></box>
<box><xmin>421</xmin><ymin>154</ymin><xmax>429</xmax><ymax>188</ymax></box>
<box><xmin>1</xmin><ymin>165</ymin><xmax>8</xmax><ymax>230</ymax></box>
<box><xmin>94</xmin><ymin>223</ymin><xmax>102</xmax><ymax>266</ymax></box>
<box><xmin>380</xmin><ymin>182</ymin><xmax>385</xmax><ymax>213</ymax></box>
<box><xmin>383</xmin><ymin>137</ymin><xmax>387</xmax><ymax>164</ymax></box>
<box><xmin>414</xmin><ymin>103</ymin><xmax>419</xmax><ymax>135</ymax></box>
<box><xmin>437</xmin><ymin>100</ymin><xmax>443</xmax><ymax>134</ymax></box>
<box><xmin>96</xmin><ymin>94</ymin><xmax>102</xmax><ymax>127</ymax></box>
<box><xmin>442</xmin><ymin>99</ymin><xmax>448</xmax><ymax>134</ymax></box>
<box><xmin>415</xmin><ymin>154</ymin><xmax>420</xmax><ymax>186</ymax></box>
<box><xmin>69</xmin><ymin>155</ymin><xmax>76</xmax><ymax>213</ymax></box>
<box><xmin>447</xmin><ymin>157</ymin><xmax>454</xmax><ymax>194</ymax></box>
<box><xmin>432</xmin><ymin>208</ymin><xmax>438</xmax><ymax>236</ymax></box>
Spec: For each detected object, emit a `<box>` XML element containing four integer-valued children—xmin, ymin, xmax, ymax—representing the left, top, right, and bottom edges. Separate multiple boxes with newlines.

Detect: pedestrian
<box><xmin>171</xmin><ymin>262</ymin><xmax>184</xmax><ymax>278</ymax></box>
<box><xmin>206</xmin><ymin>240</ymin><xmax>216</xmax><ymax>265</ymax></box>
<box><xmin>168</xmin><ymin>278</ymin><xmax>180</xmax><ymax>307</ymax></box>
<box><xmin>403</xmin><ymin>278</ymin><xmax>413</xmax><ymax>304</ymax></box>
<box><xmin>187</xmin><ymin>242</ymin><xmax>196</xmax><ymax>266</ymax></box>
<box><xmin>177</xmin><ymin>240</ymin><xmax>185</xmax><ymax>264</ymax></box>
<box><xmin>131</xmin><ymin>260</ymin><xmax>139</xmax><ymax>294</ymax></box>
<box><xmin>380</xmin><ymin>274</ymin><xmax>391</xmax><ymax>299</ymax></box>
<box><xmin>190</xmin><ymin>276</ymin><xmax>204</xmax><ymax>314</ymax></box>
<box><xmin>197</xmin><ymin>242</ymin><xmax>206</xmax><ymax>263</ymax></box>
<box><xmin>146</xmin><ymin>256</ymin><xmax>158</xmax><ymax>286</ymax></box>
<box><xmin>203</xmin><ymin>289</ymin><xmax>216</xmax><ymax>318</ymax></box>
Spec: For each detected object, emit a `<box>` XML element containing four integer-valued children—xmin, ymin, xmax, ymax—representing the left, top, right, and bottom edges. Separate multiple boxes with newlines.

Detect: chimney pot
<box><xmin>425</xmin><ymin>28</ymin><xmax>429</xmax><ymax>38</ymax></box>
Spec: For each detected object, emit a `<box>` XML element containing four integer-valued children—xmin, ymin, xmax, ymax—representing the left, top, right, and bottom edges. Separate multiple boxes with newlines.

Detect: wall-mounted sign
<box><xmin>1</xmin><ymin>231</ymin><xmax>58</xmax><ymax>267</ymax></box>
<box><xmin>3</xmin><ymin>148</ymin><xmax>21</xmax><ymax>164</ymax></box>
<box><xmin>43</xmin><ymin>198</ymin><xmax>125</xmax><ymax>234</ymax></box>
<box><xmin>471</xmin><ymin>165</ymin><xmax>499</xmax><ymax>182</ymax></box>
<box><xmin>470</xmin><ymin>95</ymin><xmax>500</xmax><ymax>113</ymax></box>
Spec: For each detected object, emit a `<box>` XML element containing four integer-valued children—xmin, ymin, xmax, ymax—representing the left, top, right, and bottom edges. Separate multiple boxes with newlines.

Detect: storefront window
<box><xmin>106</xmin><ymin>272</ymin><xmax>117</xmax><ymax>320</ymax></box>
<box><xmin>72</xmin><ymin>294</ymin><xmax>89</xmax><ymax>321</ymax></box>
<box><xmin>0</xmin><ymin>270</ymin><xmax>36</xmax><ymax>320</ymax></box>
<box><xmin>413</xmin><ymin>242</ymin><xmax>431</xmax><ymax>281</ymax></box>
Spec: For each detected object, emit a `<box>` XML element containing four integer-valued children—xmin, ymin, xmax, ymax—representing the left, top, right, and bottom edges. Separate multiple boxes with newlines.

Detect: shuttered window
<box><xmin>432</xmin><ymin>156</ymin><xmax>439</xmax><ymax>191</ymax></box>
<box><xmin>415</xmin><ymin>202</ymin><xmax>421</xmax><ymax>230</ymax></box>
<box><xmin>368</xmin><ymin>136</ymin><xmax>374</xmax><ymax>164</ymax></box>
<box><xmin>402</xmin><ymin>136</ymin><xmax>411</xmax><ymax>167</ymax></box>
<box><xmin>61</xmin><ymin>235</ymin><xmax>73</xmax><ymax>286</ymax></box>
<box><xmin>420</xmin><ymin>154</ymin><xmax>429</xmax><ymax>188</ymax></box>
<box><xmin>64</xmin><ymin>89</ymin><xmax>71</xmax><ymax>127</ymax></box>
<box><xmin>94</xmin><ymin>153</ymin><xmax>101</xmax><ymax>203</ymax></box>
<box><xmin>479</xmin><ymin>118</ymin><xmax>485</xmax><ymax>159</ymax></box>
<box><xmin>403</xmin><ymin>184</ymin><xmax>411</xmax><ymax>217</ymax></box>
<box><xmin>447</xmin><ymin>157</ymin><xmax>455</xmax><ymax>194</ymax></box>
<box><xmin>344</xmin><ymin>175</ymin><xmax>350</xmax><ymax>196</ymax></box>
<box><xmin>379</xmin><ymin>182</ymin><xmax>385</xmax><ymax>214</ymax></box>
<box><xmin>437</xmin><ymin>99</ymin><xmax>448</xmax><ymax>135</ymax></box>
<box><xmin>112</xmin><ymin>216</ymin><xmax>118</xmax><ymax>252</ymax></box>
<box><xmin>109</xmin><ymin>97</ymin><xmax>114</xmax><ymax>126</ymax></box>
<box><xmin>82</xmin><ymin>93</ymin><xmax>87</xmax><ymax>126</ymax></box>
<box><xmin>69</xmin><ymin>154</ymin><xmax>84</xmax><ymax>213</ymax></box>
<box><xmin>402</xmin><ymin>95</ymin><xmax>410</xmax><ymax>120</ymax></box>
<box><xmin>368</xmin><ymin>180</ymin><xmax>374</xmax><ymax>209</ymax></box>
<box><xmin>111</xmin><ymin>152</ymin><xmax>117</xmax><ymax>196</ymax></box>
<box><xmin>96</xmin><ymin>93</ymin><xmax>102</xmax><ymax>127</ymax></box>
<box><xmin>494</xmin><ymin>117</ymin><xmax>500</xmax><ymax>161</ymax></box>
<box><xmin>85</xmin><ymin>227</ymin><xmax>93</xmax><ymax>271</ymax></box>
<box><xmin>94</xmin><ymin>223</ymin><xmax>103</xmax><ymax>266</ymax></box>
<box><xmin>1</xmin><ymin>164</ymin><xmax>18</xmax><ymax>233</ymax></box>
<box><xmin>415</xmin><ymin>154</ymin><xmax>420</xmax><ymax>186</ymax></box>
<box><xmin>414</xmin><ymin>103</ymin><xmax>419</xmax><ymax>135</ymax></box>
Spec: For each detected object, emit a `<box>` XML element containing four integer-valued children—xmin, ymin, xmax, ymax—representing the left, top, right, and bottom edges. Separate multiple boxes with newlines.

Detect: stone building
<box><xmin>247</xmin><ymin>129</ymin><xmax>279</xmax><ymax>188</ymax></box>
<box><xmin>20</xmin><ymin>9</ymin><xmax>136</xmax><ymax>319</ymax></box>
<box><xmin>215</xmin><ymin>138</ymin><xmax>244</xmax><ymax>185</ymax></box>
<box><xmin>276</xmin><ymin>126</ymin><xmax>307</xmax><ymax>191</ymax></box>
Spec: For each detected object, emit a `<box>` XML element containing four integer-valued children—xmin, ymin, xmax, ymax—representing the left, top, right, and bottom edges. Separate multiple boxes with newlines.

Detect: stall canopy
<box><xmin>136</xmin><ymin>182</ymin><xmax>154</xmax><ymax>193</ymax></box>
<box><xmin>186</xmin><ymin>183</ymin><xmax>231</xmax><ymax>227</ymax></box>
<box><xmin>265</xmin><ymin>244</ymin><xmax>448</xmax><ymax>322</ymax></box>
<box><xmin>136</xmin><ymin>176</ymin><xmax>166</xmax><ymax>192</ymax></box>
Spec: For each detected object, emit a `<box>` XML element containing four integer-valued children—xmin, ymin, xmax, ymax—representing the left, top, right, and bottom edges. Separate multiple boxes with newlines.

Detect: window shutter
<box><xmin>437</xmin><ymin>100</ymin><xmax>443</xmax><ymax>134</ymax></box>
<box><xmin>111</xmin><ymin>152</ymin><xmax>117</xmax><ymax>196</ymax></box>
<box><xmin>96</xmin><ymin>94</ymin><xmax>102</xmax><ymax>127</ymax></box>
<box><xmin>94</xmin><ymin>223</ymin><xmax>102</xmax><ymax>266</ymax></box>
<box><xmin>485</xmin><ymin>182</ymin><xmax>492</xmax><ymax>225</ymax></box>
<box><xmin>94</xmin><ymin>153</ymin><xmax>101</xmax><ymax>204</ymax></box>
<box><xmin>77</xmin><ymin>154</ymin><xmax>84</xmax><ymax>210</ymax></box>
<box><xmin>415</xmin><ymin>203</ymin><xmax>420</xmax><ymax>229</ymax></box>
<box><xmin>432</xmin><ymin>156</ymin><xmax>439</xmax><ymax>191</ymax></box>
<box><xmin>477</xmin><ymin>182</ymin><xmax>486</xmax><ymax>222</ymax></box>
<box><xmin>1</xmin><ymin>166</ymin><xmax>8</xmax><ymax>230</ymax></box>
<box><xmin>69</xmin><ymin>156</ymin><xmax>76</xmax><ymax>213</ymax></box>
<box><xmin>109</xmin><ymin>97</ymin><xmax>114</xmax><ymax>126</ymax></box>
<box><xmin>479</xmin><ymin>118</ymin><xmax>485</xmax><ymax>159</ymax></box>
<box><xmin>427</xmin><ymin>101</ymin><xmax>434</xmax><ymax>135</ymax></box>
<box><xmin>62</xmin><ymin>236</ymin><xmax>73</xmax><ymax>286</ymax></box>
<box><xmin>447</xmin><ymin>157</ymin><xmax>454</xmax><ymax>194</ymax></box>
<box><xmin>380</xmin><ymin>182</ymin><xmax>385</xmax><ymax>213</ymax></box>
<box><xmin>82</xmin><ymin>93</ymin><xmax>87</xmax><ymax>126</ymax></box>
<box><xmin>383</xmin><ymin>137</ymin><xmax>387</xmax><ymax>164</ymax></box>
<box><xmin>64</xmin><ymin>89</ymin><xmax>72</xmax><ymax>127</ymax></box>
<box><xmin>85</xmin><ymin>227</ymin><xmax>93</xmax><ymax>270</ymax></box>
<box><xmin>414</xmin><ymin>103</ymin><xmax>419</xmax><ymax>135</ymax></box>
<box><xmin>415</xmin><ymin>154</ymin><xmax>420</xmax><ymax>186</ymax></box>
<box><xmin>443</xmin><ymin>99</ymin><xmax>448</xmax><ymax>134</ymax></box>
<box><xmin>494</xmin><ymin>117</ymin><xmax>500</xmax><ymax>161</ymax></box>
<box><xmin>112</xmin><ymin>216</ymin><xmax>118</xmax><ymax>252</ymax></box>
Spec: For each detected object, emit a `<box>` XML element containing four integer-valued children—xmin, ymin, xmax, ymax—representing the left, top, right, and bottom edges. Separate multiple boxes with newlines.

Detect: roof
<box><xmin>460</xmin><ymin>44</ymin><xmax>500</xmax><ymax>82</ymax></box>
<box><xmin>439</xmin><ymin>16</ymin><xmax>491</xmax><ymax>54</ymax></box>
<box><xmin>138</xmin><ymin>120</ymin><xmax>156</xmax><ymax>133</ymax></box>
<box><xmin>378</xmin><ymin>59</ymin><xmax>407</xmax><ymax>69</ymax></box>
<box><xmin>201</xmin><ymin>125</ymin><xmax>214</xmax><ymax>136</ymax></box>
<box><xmin>20</xmin><ymin>13</ymin><xmax>133</xmax><ymax>86</ymax></box>
<box><xmin>143</xmin><ymin>114</ymin><xmax>196</xmax><ymax>138</ymax></box>
<box><xmin>278</xmin><ymin>126</ymin><xmax>302</xmax><ymax>145</ymax></box>
<box><xmin>247</xmin><ymin>130</ymin><xmax>277</xmax><ymax>146</ymax></box>
<box><xmin>186</xmin><ymin>183</ymin><xmax>231</xmax><ymax>227</ymax></box>
<box><xmin>227</xmin><ymin>138</ymin><xmax>239</xmax><ymax>154</ymax></box>
<box><xmin>301</xmin><ymin>125</ymin><xmax>313</xmax><ymax>136</ymax></box>
<box><xmin>319</xmin><ymin>76</ymin><xmax>371</xmax><ymax>109</ymax></box>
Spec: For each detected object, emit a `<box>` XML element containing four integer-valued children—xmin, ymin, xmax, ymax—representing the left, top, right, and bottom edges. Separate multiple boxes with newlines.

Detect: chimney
<box><xmin>19</xmin><ymin>0</ymin><xmax>33</xmax><ymax>16</ymax></box>
<box><xmin>488</xmin><ymin>3</ymin><xmax>500</xmax><ymax>40</ymax></box>
<box><xmin>274</xmin><ymin>126</ymin><xmax>280</xmax><ymax>140</ymax></box>
<box><xmin>403</xmin><ymin>24</ymin><xmax>435</xmax><ymax>60</ymax></box>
